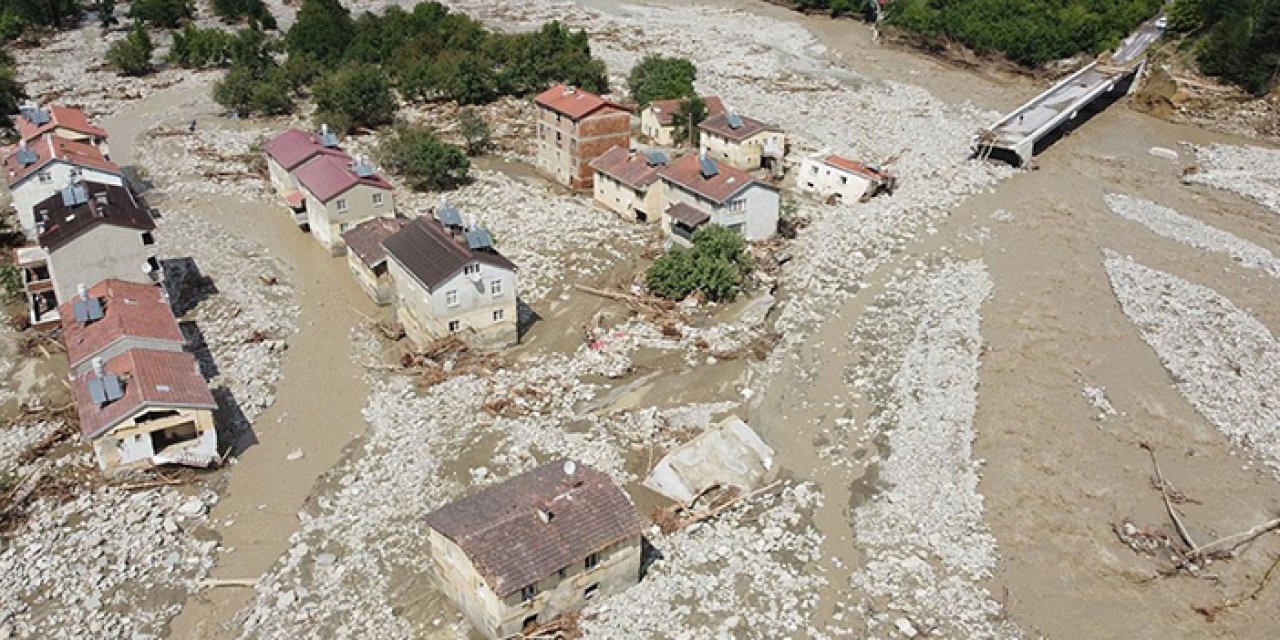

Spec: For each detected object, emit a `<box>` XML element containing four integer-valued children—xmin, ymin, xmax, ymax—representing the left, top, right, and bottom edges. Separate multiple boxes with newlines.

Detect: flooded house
<box><xmin>424</xmin><ymin>460</ymin><xmax>646</xmax><ymax>639</ymax></box>
<box><xmin>293</xmin><ymin>153</ymin><xmax>395</xmax><ymax>256</ymax></box>
<box><xmin>72</xmin><ymin>348</ymin><xmax>218</xmax><ymax>471</ymax></box>
<box><xmin>657</xmin><ymin>152</ymin><xmax>780</xmax><ymax>246</ymax></box>
<box><xmin>262</xmin><ymin>125</ymin><xmax>347</xmax><ymax>225</ymax></box>
<box><xmin>533</xmin><ymin>84</ymin><xmax>632</xmax><ymax>190</ymax></box>
<box><xmin>639</xmin><ymin>96</ymin><xmax>724</xmax><ymax>146</ymax></box>
<box><xmin>13</xmin><ymin>103</ymin><xmax>111</xmax><ymax>158</ymax></box>
<box><xmin>383</xmin><ymin>213</ymin><xmax>518</xmax><ymax>349</ymax></box>
<box><xmin>588</xmin><ymin>145</ymin><xmax>669</xmax><ymax>222</ymax></box>
<box><xmin>797</xmin><ymin>154</ymin><xmax>896</xmax><ymax>204</ymax></box>
<box><xmin>341</xmin><ymin>215</ymin><xmax>410</xmax><ymax>305</ymax></box>
<box><xmin>3</xmin><ymin>134</ymin><xmax>126</xmax><ymax>240</ymax></box>
<box><xmin>697</xmin><ymin>111</ymin><xmax>787</xmax><ymax>173</ymax></box>
<box><xmin>59</xmin><ymin>279</ymin><xmax>185</xmax><ymax>376</ymax></box>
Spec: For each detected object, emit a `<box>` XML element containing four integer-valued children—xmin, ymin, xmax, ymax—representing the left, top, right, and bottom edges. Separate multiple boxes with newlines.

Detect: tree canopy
<box><xmin>1</xmin><ymin>0</ymin><xmax>81</xmax><ymax>41</ymax></box>
<box><xmin>1169</xmin><ymin>0</ymin><xmax>1280</xmax><ymax>94</ymax></box>
<box><xmin>379</xmin><ymin>125</ymin><xmax>470</xmax><ymax>191</ymax></box>
<box><xmin>0</xmin><ymin>51</ymin><xmax>26</xmax><ymax>139</ymax></box>
<box><xmin>106</xmin><ymin>23</ymin><xmax>155</xmax><ymax>76</ymax></box>
<box><xmin>128</xmin><ymin>0</ymin><xmax>194</xmax><ymax>28</ymax></box>
<box><xmin>646</xmin><ymin>225</ymin><xmax>753</xmax><ymax>302</ymax></box>
<box><xmin>627</xmin><ymin>55</ymin><xmax>697</xmax><ymax>107</ymax></box>
<box><xmin>312</xmin><ymin>63</ymin><xmax>398</xmax><ymax>132</ymax></box>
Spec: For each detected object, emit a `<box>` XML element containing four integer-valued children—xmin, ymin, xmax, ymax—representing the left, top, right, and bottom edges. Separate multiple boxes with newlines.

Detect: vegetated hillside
<box><xmin>821</xmin><ymin>0</ymin><xmax>1163</xmax><ymax>67</ymax></box>
<box><xmin>1166</xmin><ymin>0</ymin><xmax>1280</xmax><ymax>95</ymax></box>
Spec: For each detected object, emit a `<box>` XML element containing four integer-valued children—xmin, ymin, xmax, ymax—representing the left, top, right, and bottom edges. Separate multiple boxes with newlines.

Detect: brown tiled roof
<box><xmin>698</xmin><ymin>112</ymin><xmax>777</xmax><ymax>142</ymax></box>
<box><xmin>342</xmin><ymin>216</ymin><xmax>410</xmax><ymax>268</ymax></box>
<box><xmin>589</xmin><ymin>146</ymin><xmax>664</xmax><ymax>190</ymax></box>
<box><xmin>667</xmin><ymin>203</ymin><xmax>709</xmax><ymax>228</ymax></box>
<box><xmin>658</xmin><ymin>153</ymin><xmax>770</xmax><ymax>205</ymax></box>
<box><xmin>73</xmin><ymin>349</ymin><xmax>216</xmax><ymax>439</ymax></box>
<box><xmin>646</xmin><ymin>96</ymin><xmax>725</xmax><ymax>126</ymax></box>
<box><xmin>425</xmin><ymin>460</ymin><xmax>645</xmax><ymax>597</ymax></box>
<box><xmin>59</xmin><ymin>280</ymin><xmax>183</xmax><ymax>371</ymax></box>
<box><xmin>534</xmin><ymin>84</ymin><xmax>629</xmax><ymax>120</ymax></box>
<box><xmin>35</xmin><ymin>182</ymin><xmax>154</xmax><ymax>252</ymax></box>
<box><xmin>823</xmin><ymin>155</ymin><xmax>890</xmax><ymax>183</ymax></box>
<box><xmin>15</xmin><ymin>104</ymin><xmax>108</xmax><ymax>142</ymax></box>
<box><xmin>4</xmin><ymin>134</ymin><xmax>121</xmax><ymax>187</ymax></box>
<box><xmin>383</xmin><ymin>217</ymin><xmax>516</xmax><ymax>291</ymax></box>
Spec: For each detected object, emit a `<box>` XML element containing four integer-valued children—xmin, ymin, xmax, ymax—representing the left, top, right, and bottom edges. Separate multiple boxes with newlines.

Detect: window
<box><xmin>69</xmin><ymin>167</ymin><xmax>82</xmax><ymax>177</ymax></box>
<box><xmin>810</xmin><ymin>166</ymin><xmax>817</xmax><ymax>175</ymax></box>
<box><xmin>489</xmin><ymin>280</ymin><xmax>502</xmax><ymax>296</ymax></box>
<box><xmin>839</xmin><ymin>176</ymin><xmax>848</xmax><ymax>185</ymax></box>
<box><xmin>464</xmin><ymin>263</ymin><xmax>480</xmax><ymax>276</ymax></box>
<box><xmin>557</xmin><ymin>566</ymin><xmax>568</xmax><ymax>579</ymax></box>
<box><xmin>523</xmin><ymin>614</ymin><xmax>538</xmax><ymax>630</ymax></box>
<box><xmin>372</xmin><ymin>193</ymin><xmax>384</xmax><ymax>207</ymax></box>
<box><xmin>38</xmin><ymin>172</ymin><xmax>51</xmax><ymax>183</ymax></box>
<box><xmin>493</xmin><ymin>309</ymin><xmax>504</xmax><ymax>322</ymax></box>
<box><xmin>335</xmin><ymin>198</ymin><xmax>348</xmax><ymax>212</ymax></box>
<box><xmin>521</xmin><ymin>584</ymin><xmax>538</xmax><ymax>602</ymax></box>
<box><xmin>585</xmin><ymin>552</ymin><xmax>600</xmax><ymax>571</ymax></box>
<box><xmin>448</xmin><ymin>320</ymin><xmax>461</xmax><ymax>332</ymax></box>
<box><xmin>584</xmin><ymin>584</ymin><xmax>600</xmax><ymax>600</ymax></box>
<box><xmin>141</xmin><ymin>232</ymin><xmax>155</xmax><ymax>246</ymax></box>
<box><xmin>445</xmin><ymin>290</ymin><xmax>459</xmax><ymax>307</ymax></box>
<box><xmin>339</xmin><ymin>222</ymin><xmax>351</xmax><ymax>233</ymax></box>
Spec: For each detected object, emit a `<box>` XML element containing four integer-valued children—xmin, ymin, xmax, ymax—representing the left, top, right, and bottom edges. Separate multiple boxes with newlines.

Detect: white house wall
<box><xmin>389</xmin><ymin>258</ymin><xmax>518</xmax><ymax>349</ymax></box>
<box><xmin>303</xmin><ymin>183</ymin><xmax>393</xmax><ymax>255</ymax></box>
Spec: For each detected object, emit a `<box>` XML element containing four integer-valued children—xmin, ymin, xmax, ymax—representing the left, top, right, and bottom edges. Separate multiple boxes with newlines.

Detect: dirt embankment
<box><xmin>1131</xmin><ymin>46</ymin><xmax>1280</xmax><ymax>144</ymax></box>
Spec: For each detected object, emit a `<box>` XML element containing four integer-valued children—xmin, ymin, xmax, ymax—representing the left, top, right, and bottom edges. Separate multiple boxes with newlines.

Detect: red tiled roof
<box><xmin>73</xmin><ymin>349</ymin><xmax>216</xmax><ymax>439</ymax></box>
<box><xmin>534</xmin><ymin>84</ymin><xmax>629</xmax><ymax>120</ymax></box>
<box><xmin>589</xmin><ymin>145</ymin><xmax>665</xmax><ymax>189</ymax></box>
<box><xmin>15</xmin><ymin>105</ymin><xmax>108</xmax><ymax>142</ymax></box>
<box><xmin>383</xmin><ymin>217</ymin><xmax>516</xmax><ymax>290</ymax></box>
<box><xmin>342</xmin><ymin>216</ymin><xmax>410</xmax><ymax>268</ymax></box>
<box><xmin>823</xmin><ymin>155</ymin><xmax>890</xmax><ymax>182</ymax></box>
<box><xmin>646</xmin><ymin>96</ymin><xmax>725</xmax><ymax>126</ymax></box>
<box><xmin>658</xmin><ymin>153</ymin><xmax>769</xmax><ymax>204</ymax></box>
<box><xmin>263</xmin><ymin>128</ymin><xmax>347</xmax><ymax>171</ymax></box>
<box><xmin>699</xmin><ymin>112</ymin><xmax>777</xmax><ymax>142</ymax></box>
<box><xmin>425</xmin><ymin>460</ymin><xmax>645</xmax><ymax>597</ymax></box>
<box><xmin>294</xmin><ymin>154</ymin><xmax>392</xmax><ymax>203</ymax></box>
<box><xmin>285</xmin><ymin>191</ymin><xmax>305</xmax><ymax>207</ymax></box>
<box><xmin>4</xmin><ymin>135</ymin><xmax>121</xmax><ymax>187</ymax></box>
<box><xmin>59</xmin><ymin>280</ymin><xmax>183</xmax><ymax>370</ymax></box>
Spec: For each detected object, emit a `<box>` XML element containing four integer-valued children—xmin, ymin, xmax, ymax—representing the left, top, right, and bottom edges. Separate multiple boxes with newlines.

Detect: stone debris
<box><xmin>1183</xmin><ymin>143</ymin><xmax>1280</xmax><ymax>215</ymax></box>
<box><xmin>1148</xmin><ymin>146</ymin><xmax>1179</xmax><ymax>161</ymax></box>
<box><xmin>847</xmin><ymin>259</ymin><xmax>1018</xmax><ymax>639</ymax></box>
<box><xmin>0</xmin><ymin>421</ymin><xmax>63</xmax><ymax>476</ymax></box>
<box><xmin>1082</xmin><ymin>386</ymin><xmax>1119</xmax><ymax>421</ymax></box>
<box><xmin>1103</xmin><ymin>251</ymin><xmax>1280</xmax><ymax>479</ymax></box>
<box><xmin>286</xmin><ymin>448</ymin><xmax>304</xmax><ymax>462</ymax></box>
<box><xmin>1104</xmin><ymin>193</ymin><xmax>1280</xmax><ymax>278</ymax></box>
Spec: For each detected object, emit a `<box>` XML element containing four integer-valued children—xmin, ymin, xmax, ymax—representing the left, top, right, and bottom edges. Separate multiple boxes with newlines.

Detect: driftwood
<box><xmin>574</xmin><ymin>284</ymin><xmax>676</xmax><ymax>319</ymax></box>
<box><xmin>200</xmin><ymin>578</ymin><xmax>258</xmax><ymax>588</ymax></box>
<box><xmin>1194</xmin><ymin>554</ymin><xmax>1280</xmax><ymax>622</ymax></box>
<box><xmin>1189</xmin><ymin>518</ymin><xmax>1280</xmax><ymax>562</ymax></box>
<box><xmin>522</xmin><ymin>611</ymin><xmax>581</xmax><ymax>639</ymax></box>
<box><xmin>1141</xmin><ymin>442</ymin><xmax>1198</xmax><ymax>549</ymax></box>
<box><xmin>655</xmin><ymin>480</ymin><xmax>784</xmax><ymax>534</ymax></box>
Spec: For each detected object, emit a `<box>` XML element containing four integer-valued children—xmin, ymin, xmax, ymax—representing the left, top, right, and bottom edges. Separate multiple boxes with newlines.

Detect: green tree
<box><xmin>281</xmin><ymin>51</ymin><xmax>321</xmax><ymax>92</ymax></box>
<box><xmin>106</xmin><ymin>23</ymin><xmax>155</xmax><ymax>76</ymax></box>
<box><xmin>645</xmin><ymin>225</ymin><xmax>752</xmax><ymax>302</ymax></box>
<box><xmin>457</xmin><ymin>108</ymin><xmax>490</xmax><ymax>156</ymax></box>
<box><xmin>0</xmin><ymin>56</ymin><xmax>26</xmax><ymax>139</ymax></box>
<box><xmin>211</xmin><ymin>0</ymin><xmax>277</xmax><ymax>30</ymax></box>
<box><xmin>379</xmin><ymin>125</ymin><xmax>470</xmax><ymax>190</ymax></box>
<box><xmin>94</xmin><ymin>0</ymin><xmax>117</xmax><ymax>27</ymax></box>
<box><xmin>0</xmin><ymin>0</ymin><xmax>81</xmax><ymax>37</ymax></box>
<box><xmin>313</xmin><ymin>63</ymin><xmax>397</xmax><ymax>132</ymax></box>
<box><xmin>284</xmin><ymin>0</ymin><xmax>352</xmax><ymax>65</ymax></box>
<box><xmin>129</xmin><ymin>0</ymin><xmax>194</xmax><ymax>28</ymax></box>
<box><xmin>627</xmin><ymin>55</ymin><xmax>697</xmax><ymax>107</ymax></box>
<box><xmin>213</xmin><ymin>61</ymin><xmax>293</xmax><ymax>115</ymax></box>
<box><xmin>671</xmin><ymin>96</ymin><xmax>708</xmax><ymax>146</ymax></box>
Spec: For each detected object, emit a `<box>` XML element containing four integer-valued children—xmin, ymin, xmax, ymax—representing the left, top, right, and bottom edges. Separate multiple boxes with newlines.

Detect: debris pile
<box><xmin>1104</xmin><ymin>193</ymin><xmax>1280</xmax><ymax>278</ymax></box>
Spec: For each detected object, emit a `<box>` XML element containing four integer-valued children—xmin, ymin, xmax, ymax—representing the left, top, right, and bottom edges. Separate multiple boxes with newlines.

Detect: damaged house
<box><xmin>72</xmin><ymin>348</ymin><xmax>218</xmax><ymax>471</ymax></box>
<box><xmin>424</xmin><ymin>460</ymin><xmax>646</xmax><ymax>639</ymax></box>
<box><xmin>59</xmin><ymin>279</ymin><xmax>185</xmax><ymax>376</ymax></box>
<box><xmin>262</xmin><ymin>125</ymin><xmax>348</xmax><ymax>225</ymax></box>
<box><xmin>293</xmin><ymin>153</ymin><xmax>395</xmax><ymax>256</ymax></box>
<box><xmin>797</xmin><ymin>154</ymin><xmax>897</xmax><ymax>204</ymax></box>
<box><xmin>383</xmin><ymin>213</ymin><xmax>518</xmax><ymax>349</ymax></box>
<box><xmin>639</xmin><ymin>96</ymin><xmax>724</xmax><ymax>146</ymax></box>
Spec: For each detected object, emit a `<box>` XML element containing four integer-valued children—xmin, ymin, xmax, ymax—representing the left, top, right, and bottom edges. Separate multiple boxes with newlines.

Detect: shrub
<box><xmin>627</xmin><ymin>55</ymin><xmax>697</xmax><ymax>107</ymax></box>
<box><xmin>210</xmin><ymin>0</ymin><xmax>277</xmax><ymax>30</ymax></box>
<box><xmin>168</xmin><ymin>24</ymin><xmax>236</xmax><ymax>68</ymax></box>
<box><xmin>313</xmin><ymin>63</ymin><xmax>397</xmax><ymax>133</ymax></box>
<box><xmin>129</xmin><ymin>0</ymin><xmax>194</xmax><ymax>28</ymax></box>
<box><xmin>106</xmin><ymin>24</ymin><xmax>155</xmax><ymax>76</ymax></box>
<box><xmin>213</xmin><ymin>62</ymin><xmax>293</xmax><ymax>115</ymax></box>
<box><xmin>458</xmin><ymin>108</ymin><xmax>491</xmax><ymax>156</ymax></box>
<box><xmin>646</xmin><ymin>225</ymin><xmax>752</xmax><ymax>302</ymax></box>
<box><xmin>379</xmin><ymin>125</ymin><xmax>470</xmax><ymax>191</ymax></box>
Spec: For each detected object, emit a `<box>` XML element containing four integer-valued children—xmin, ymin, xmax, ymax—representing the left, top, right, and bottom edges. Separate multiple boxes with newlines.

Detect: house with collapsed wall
<box><xmin>262</xmin><ymin>125</ymin><xmax>348</xmax><ymax>225</ymax></box>
<box><xmin>17</xmin><ymin>182</ymin><xmax>160</xmax><ymax>326</ymax></box>
<box><xmin>341</xmin><ymin>215</ymin><xmax>410</xmax><ymax>305</ymax></box>
<box><xmin>657</xmin><ymin>152</ymin><xmax>779</xmax><ymax>246</ymax></box>
<box><xmin>293</xmin><ymin>153</ymin><xmax>395</xmax><ymax>255</ymax></box>
<box><xmin>72</xmin><ymin>348</ymin><xmax>218</xmax><ymax>471</ymax></box>
<box><xmin>59</xmin><ymin>279</ymin><xmax>185</xmax><ymax>376</ymax></box>
<box><xmin>14</xmin><ymin>103</ymin><xmax>111</xmax><ymax>159</ymax></box>
<box><xmin>796</xmin><ymin>154</ymin><xmax>896</xmax><ymax>204</ymax></box>
<box><xmin>588</xmin><ymin>145</ymin><xmax>669</xmax><ymax>222</ymax></box>
<box><xmin>698</xmin><ymin>111</ymin><xmax>786</xmax><ymax>173</ymax></box>
<box><xmin>3</xmin><ymin>134</ymin><xmax>126</xmax><ymax>240</ymax></box>
<box><xmin>424</xmin><ymin>460</ymin><xmax>646</xmax><ymax>639</ymax></box>
<box><xmin>639</xmin><ymin>96</ymin><xmax>724</xmax><ymax>147</ymax></box>
<box><xmin>383</xmin><ymin>213</ymin><xmax>518</xmax><ymax>349</ymax></box>
<box><xmin>533</xmin><ymin>84</ymin><xmax>632</xmax><ymax>190</ymax></box>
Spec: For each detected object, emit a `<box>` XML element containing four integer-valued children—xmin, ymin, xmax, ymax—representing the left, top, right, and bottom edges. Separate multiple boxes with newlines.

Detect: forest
<box><xmin>1167</xmin><ymin>0</ymin><xmax>1280</xmax><ymax>95</ymax></box>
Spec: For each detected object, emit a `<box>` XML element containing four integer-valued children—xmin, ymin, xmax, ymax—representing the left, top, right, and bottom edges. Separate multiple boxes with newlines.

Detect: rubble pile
<box><xmin>1105</xmin><ymin>193</ymin><xmax>1280</xmax><ymax>277</ymax></box>
<box><xmin>0</xmin><ymin>322</ymin><xmax>17</xmax><ymax>407</ymax></box>
<box><xmin>582</xmin><ymin>483</ymin><xmax>829</xmax><ymax>638</ymax></box>
<box><xmin>0</xmin><ymin>420</ymin><xmax>64</xmax><ymax>475</ymax></box>
<box><xmin>1103</xmin><ymin>251</ymin><xmax>1280</xmax><ymax>478</ymax></box>
<box><xmin>136</xmin><ymin>122</ymin><xmax>274</xmax><ymax>200</ymax></box>
<box><xmin>1183</xmin><ymin>143</ymin><xmax>1280</xmax><ymax>215</ymax></box>
<box><xmin>848</xmin><ymin>259</ymin><xmax>1018</xmax><ymax>638</ymax></box>
<box><xmin>397</xmin><ymin>97</ymin><xmax>534</xmax><ymax>155</ymax></box>
<box><xmin>0</xmin><ymin>482</ymin><xmax>220</xmax><ymax>638</ymax></box>
<box><xmin>157</xmin><ymin>207</ymin><xmax>299</xmax><ymax>436</ymax></box>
